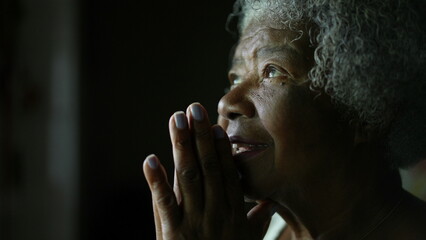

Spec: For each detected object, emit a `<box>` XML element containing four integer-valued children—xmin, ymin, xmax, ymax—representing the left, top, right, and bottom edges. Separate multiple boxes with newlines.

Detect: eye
<box><xmin>263</xmin><ymin>65</ymin><xmax>288</xmax><ymax>79</ymax></box>
<box><xmin>229</xmin><ymin>73</ymin><xmax>242</xmax><ymax>90</ymax></box>
<box><xmin>231</xmin><ymin>78</ymin><xmax>242</xmax><ymax>89</ymax></box>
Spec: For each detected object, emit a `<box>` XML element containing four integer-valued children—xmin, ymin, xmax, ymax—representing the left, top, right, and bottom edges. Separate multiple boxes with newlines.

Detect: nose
<box><xmin>217</xmin><ymin>85</ymin><xmax>256</xmax><ymax>121</ymax></box>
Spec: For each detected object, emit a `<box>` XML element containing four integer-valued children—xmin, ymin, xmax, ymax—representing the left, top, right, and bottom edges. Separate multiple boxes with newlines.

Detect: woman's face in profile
<box><xmin>218</xmin><ymin>20</ymin><xmax>355</xmax><ymax>201</ymax></box>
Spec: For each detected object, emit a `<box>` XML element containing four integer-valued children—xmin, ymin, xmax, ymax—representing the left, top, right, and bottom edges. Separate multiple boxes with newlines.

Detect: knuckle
<box><xmin>200</xmin><ymin>154</ymin><xmax>221</xmax><ymax>173</ymax></box>
<box><xmin>195</xmin><ymin>127</ymin><xmax>211</xmax><ymax>139</ymax></box>
<box><xmin>155</xmin><ymin>192</ymin><xmax>175</xmax><ymax>209</ymax></box>
<box><xmin>151</xmin><ymin>180</ymin><xmax>166</xmax><ymax>191</ymax></box>
<box><xmin>174</xmin><ymin>136</ymin><xmax>191</xmax><ymax>151</ymax></box>
<box><xmin>178</xmin><ymin>167</ymin><xmax>200</xmax><ymax>183</ymax></box>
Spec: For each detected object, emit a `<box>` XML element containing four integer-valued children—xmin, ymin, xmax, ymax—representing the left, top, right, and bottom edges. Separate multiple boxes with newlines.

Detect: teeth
<box><xmin>232</xmin><ymin>143</ymin><xmax>268</xmax><ymax>154</ymax></box>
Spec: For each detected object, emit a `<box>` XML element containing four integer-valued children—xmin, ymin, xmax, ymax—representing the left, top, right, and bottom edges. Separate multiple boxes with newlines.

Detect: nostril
<box><xmin>227</xmin><ymin>112</ymin><xmax>242</xmax><ymax>120</ymax></box>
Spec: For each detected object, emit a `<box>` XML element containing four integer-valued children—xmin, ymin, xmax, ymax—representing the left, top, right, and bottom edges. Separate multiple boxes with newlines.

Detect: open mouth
<box><xmin>232</xmin><ymin>143</ymin><xmax>269</xmax><ymax>155</ymax></box>
<box><xmin>230</xmin><ymin>137</ymin><xmax>269</xmax><ymax>162</ymax></box>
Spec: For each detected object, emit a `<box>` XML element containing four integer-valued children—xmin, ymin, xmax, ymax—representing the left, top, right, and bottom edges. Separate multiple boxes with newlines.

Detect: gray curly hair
<box><xmin>230</xmin><ymin>0</ymin><xmax>426</xmax><ymax>168</ymax></box>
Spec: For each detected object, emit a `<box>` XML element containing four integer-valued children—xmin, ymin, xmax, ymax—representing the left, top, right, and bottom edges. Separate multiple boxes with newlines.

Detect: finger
<box><xmin>173</xmin><ymin>169</ymin><xmax>182</xmax><ymax>205</ymax></box>
<box><xmin>154</xmin><ymin>162</ymin><xmax>169</xmax><ymax>240</ymax></box>
<box><xmin>187</xmin><ymin>103</ymin><xmax>225</xmax><ymax>211</ymax></box>
<box><xmin>169</xmin><ymin>112</ymin><xmax>203</xmax><ymax>214</ymax></box>
<box><xmin>152</xmin><ymin>200</ymin><xmax>163</xmax><ymax>240</ymax></box>
<box><xmin>143</xmin><ymin>154</ymin><xmax>181</xmax><ymax>236</ymax></box>
<box><xmin>212</xmin><ymin>125</ymin><xmax>244</xmax><ymax>215</ymax></box>
<box><xmin>247</xmin><ymin>201</ymin><xmax>277</xmax><ymax>240</ymax></box>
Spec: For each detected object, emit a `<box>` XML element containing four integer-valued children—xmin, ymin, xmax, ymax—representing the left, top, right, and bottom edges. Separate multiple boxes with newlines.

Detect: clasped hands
<box><xmin>143</xmin><ymin>103</ymin><xmax>276</xmax><ymax>240</ymax></box>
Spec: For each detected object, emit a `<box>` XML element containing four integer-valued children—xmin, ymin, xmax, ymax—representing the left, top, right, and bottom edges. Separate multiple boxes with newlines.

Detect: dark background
<box><xmin>80</xmin><ymin>1</ymin><xmax>235</xmax><ymax>240</ymax></box>
<box><xmin>1</xmin><ymin>1</ymin><xmax>236</xmax><ymax>240</ymax></box>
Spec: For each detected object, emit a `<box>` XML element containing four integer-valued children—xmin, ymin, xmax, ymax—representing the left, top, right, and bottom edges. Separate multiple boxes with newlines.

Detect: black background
<box><xmin>79</xmin><ymin>1</ymin><xmax>235</xmax><ymax>239</ymax></box>
<box><xmin>0</xmin><ymin>1</ymin><xmax>236</xmax><ymax>240</ymax></box>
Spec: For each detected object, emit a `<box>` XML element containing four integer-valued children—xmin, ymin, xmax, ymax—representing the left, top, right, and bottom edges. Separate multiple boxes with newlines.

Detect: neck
<box><xmin>275</xmin><ymin>144</ymin><xmax>403</xmax><ymax>240</ymax></box>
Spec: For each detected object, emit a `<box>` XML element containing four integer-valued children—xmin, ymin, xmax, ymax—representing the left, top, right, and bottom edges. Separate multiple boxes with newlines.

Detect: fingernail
<box><xmin>146</xmin><ymin>154</ymin><xmax>158</xmax><ymax>169</ymax></box>
<box><xmin>174</xmin><ymin>111</ymin><xmax>187</xmax><ymax>129</ymax></box>
<box><xmin>213</xmin><ymin>125</ymin><xmax>225</xmax><ymax>139</ymax></box>
<box><xmin>191</xmin><ymin>104</ymin><xmax>204</xmax><ymax>121</ymax></box>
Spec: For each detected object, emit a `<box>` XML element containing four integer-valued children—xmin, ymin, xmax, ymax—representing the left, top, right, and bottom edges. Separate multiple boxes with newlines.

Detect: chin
<box><xmin>240</xmin><ymin>180</ymin><xmax>261</xmax><ymax>201</ymax></box>
<box><xmin>240</xmin><ymin>177</ymin><xmax>273</xmax><ymax>202</ymax></box>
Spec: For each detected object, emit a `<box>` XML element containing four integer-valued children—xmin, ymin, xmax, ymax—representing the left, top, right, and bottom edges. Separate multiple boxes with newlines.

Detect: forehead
<box><xmin>233</xmin><ymin>22</ymin><xmax>312</xmax><ymax>65</ymax></box>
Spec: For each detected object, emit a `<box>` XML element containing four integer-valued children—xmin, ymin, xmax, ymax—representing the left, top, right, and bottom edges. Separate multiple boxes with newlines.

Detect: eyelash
<box><xmin>227</xmin><ymin>65</ymin><xmax>289</xmax><ymax>91</ymax></box>
<box><xmin>228</xmin><ymin>73</ymin><xmax>241</xmax><ymax>90</ymax></box>
<box><xmin>262</xmin><ymin>65</ymin><xmax>289</xmax><ymax>81</ymax></box>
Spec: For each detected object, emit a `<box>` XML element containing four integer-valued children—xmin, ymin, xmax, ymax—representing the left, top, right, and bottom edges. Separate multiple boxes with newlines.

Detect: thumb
<box><xmin>247</xmin><ymin>201</ymin><xmax>277</xmax><ymax>240</ymax></box>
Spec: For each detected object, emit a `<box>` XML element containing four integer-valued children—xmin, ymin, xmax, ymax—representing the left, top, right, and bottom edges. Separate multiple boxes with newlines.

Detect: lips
<box><xmin>229</xmin><ymin>136</ymin><xmax>269</xmax><ymax>162</ymax></box>
<box><xmin>232</xmin><ymin>143</ymin><xmax>269</xmax><ymax>154</ymax></box>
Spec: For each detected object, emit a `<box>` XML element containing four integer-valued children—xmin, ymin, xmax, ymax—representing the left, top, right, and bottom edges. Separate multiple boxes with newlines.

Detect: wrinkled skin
<box><xmin>143</xmin><ymin>20</ymin><xmax>426</xmax><ymax>240</ymax></box>
<box><xmin>217</xmin><ymin>24</ymin><xmax>354</xmax><ymax>203</ymax></box>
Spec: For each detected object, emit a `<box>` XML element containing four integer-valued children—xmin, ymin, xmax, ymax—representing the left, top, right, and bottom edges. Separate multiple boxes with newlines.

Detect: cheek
<box><xmin>255</xmin><ymin>87</ymin><xmax>289</xmax><ymax>132</ymax></box>
<box><xmin>265</xmin><ymin>87</ymin><xmax>354</xmax><ymax>181</ymax></box>
<box><xmin>258</xmin><ymin>88</ymin><xmax>328</xmax><ymax>171</ymax></box>
<box><xmin>265</xmin><ymin>86</ymin><xmax>325</xmax><ymax>145</ymax></box>
<box><xmin>257</xmin><ymin>89</ymin><xmax>296</xmax><ymax>146</ymax></box>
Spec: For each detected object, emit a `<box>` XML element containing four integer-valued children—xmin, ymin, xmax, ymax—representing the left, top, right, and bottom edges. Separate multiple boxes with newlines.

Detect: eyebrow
<box><xmin>258</xmin><ymin>45</ymin><xmax>300</xmax><ymax>59</ymax></box>
<box><xmin>231</xmin><ymin>45</ymin><xmax>301</xmax><ymax>67</ymax></box>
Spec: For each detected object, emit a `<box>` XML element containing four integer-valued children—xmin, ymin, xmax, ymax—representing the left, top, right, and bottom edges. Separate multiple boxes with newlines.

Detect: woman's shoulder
<box><xmin>370</xmin><ymin>190</ymin><xmax>426</xmax><ymax>240</ymax></box>
<box><xmin>395</xmin><ymin>191</ymin><xmax>426</xmax><ymax>236</ymax></box>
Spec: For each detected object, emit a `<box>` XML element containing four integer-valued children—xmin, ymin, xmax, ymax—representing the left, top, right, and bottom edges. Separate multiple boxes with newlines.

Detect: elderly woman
<box><xmin>143</xmin><ymin>0</ymin><xmax>426</xmax><ymax>239</ymax></box>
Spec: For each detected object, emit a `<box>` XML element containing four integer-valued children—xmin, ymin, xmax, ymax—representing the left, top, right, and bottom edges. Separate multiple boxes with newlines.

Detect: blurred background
<box><xmin>1</xmin><ymin>1</ymin><xmax>425</xmax><ymax>240</ymax></box>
